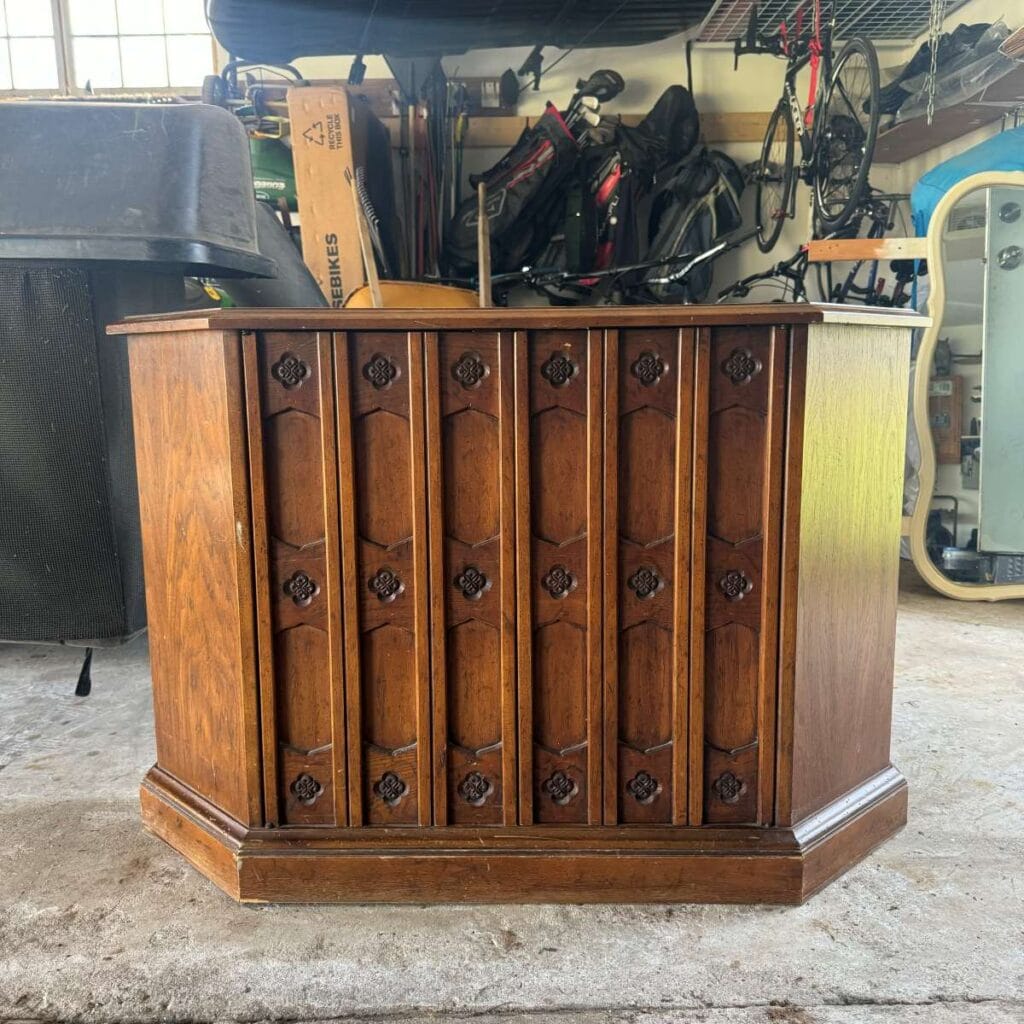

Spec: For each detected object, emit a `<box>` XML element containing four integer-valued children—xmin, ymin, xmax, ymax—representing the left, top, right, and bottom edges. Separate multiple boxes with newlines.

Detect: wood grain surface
<box><xmin>603</xmin><ymin>328</ymin><xmax>695</xmax><ymax>825</ymax></box>
<box><xmin>246</xmin><ymin>332</ymin><xmax>346</xmax><ymax>826</ymax></box>
<box><xmin>425</xmin><ymin>331</ymin><xmax>518</xmax><ymax>825</ymax></box>
<box><xmin>782</xmin><ymin>323</ymin><xmax>911</xmax><ymax>824</ymax></box>
<box><xmin>128</xmin><ymin>330</ymin><xmax>262</xmax><ymax>826</ymax></box>
<box><xmin>335</xmin><ymin>331</ymin><xmax>432</xmax><ymax>826</ymax></box>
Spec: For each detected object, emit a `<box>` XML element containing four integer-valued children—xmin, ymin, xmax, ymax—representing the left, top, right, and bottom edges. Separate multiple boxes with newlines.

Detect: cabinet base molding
<box><xmin>140</xmin><ymin>766</ymin><xmax>907</xmax><ymax>905</ymax></box>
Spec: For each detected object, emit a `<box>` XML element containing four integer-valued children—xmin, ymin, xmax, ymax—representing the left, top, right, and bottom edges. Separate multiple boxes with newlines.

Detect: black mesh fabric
<box><xmin>0</xmin><ymin>267</ymin><xmax>138</xmax><ymax>643</ymax></box>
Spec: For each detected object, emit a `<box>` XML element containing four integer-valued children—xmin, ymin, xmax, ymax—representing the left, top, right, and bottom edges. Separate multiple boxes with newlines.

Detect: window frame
<box><xmin>0</xmin><ymin>0</ymin><xmax>218</xmax><ymax>96</ymax></box>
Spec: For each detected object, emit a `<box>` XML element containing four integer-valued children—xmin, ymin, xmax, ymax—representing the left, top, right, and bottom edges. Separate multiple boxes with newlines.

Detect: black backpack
<box><xmin>642</xmin><ymin>147</ymin><xmax>745</xmax><ymax>303</ymax></box>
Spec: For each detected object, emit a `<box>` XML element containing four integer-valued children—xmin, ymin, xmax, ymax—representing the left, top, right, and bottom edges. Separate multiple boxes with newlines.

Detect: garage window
<box><xmin>0</xmin><ymin>0</ymin><xmax>216</xmax><ymax>94</ymax></box>
<box><xmin>0</xmin><ymin>1</ymin><xmax>60</xmax><ymax>91</ymax></box>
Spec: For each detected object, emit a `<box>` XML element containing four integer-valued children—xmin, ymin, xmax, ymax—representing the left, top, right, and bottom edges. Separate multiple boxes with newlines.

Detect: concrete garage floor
<box><xmin>1</xmin><ymin>571</ymin><xmax>1022</xmax><ymax>1024</ymax></box>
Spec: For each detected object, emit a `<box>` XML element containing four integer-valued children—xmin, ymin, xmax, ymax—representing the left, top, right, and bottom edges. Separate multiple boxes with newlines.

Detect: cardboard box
<box><xmin>287</xmin><ymin>86</ymin><xmax>374</xmax><ymax>306</ymax></box>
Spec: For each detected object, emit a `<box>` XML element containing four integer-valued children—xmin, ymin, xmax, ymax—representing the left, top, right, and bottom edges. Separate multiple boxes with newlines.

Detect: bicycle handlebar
<box><xmin>732</xmin><ymin>2</ymin><xmax>786</xmax><ymax>68</ymax></box>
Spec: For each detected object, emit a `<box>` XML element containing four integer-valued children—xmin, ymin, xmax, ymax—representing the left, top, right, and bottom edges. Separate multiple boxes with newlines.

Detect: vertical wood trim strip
<box><xmin>587</xmin><ymin>329</ymin><xmax>604</xmax><ymax>825</ymax></box>
<box><xmin>222</xmin><ymin>333</ymin><xmax>265</xmax><ymax>828</ymax></box>
<box><xmin>514</xmin><ymin>329</ymin><xmax>534</xmax><ymax>825</ymax></box>
<box><xmin>601</xmin><ymin>328</ymin><xmax>620</xmax><ymax>825</ymax></box>
<box><xmin>424</xmin><ymin>332</ymin><xmax>449</xmax><ymax>826</ymax></box>
<box><xmin>317</xmin><ymin>331</ymin><xmax>348</xmax><ymax>827</ymax></box>
<box><xmin>407</xmin><ymin>331</ymin><xmax>433</xmax><ymax>827</ymax></box>
<box><xmin>241</xmin><ymin>331</ymin><xmax>277</xmax><ymax>827</ymax></box>
<box><xmin>775</xmin><ymin>326</ymin><xmax>808</xmax><ymax>827</ymax></box>
<box><xmin>672</xmin><ymin>328</ymin><xmax>695</xmax><ymax>826</ymax></box>
<box><xmin>498</xmin><ymin>330</ymin><xmax>519</xmax><ymax>826</ymax></box>
<box><xmin>688</xmin><ymin>327</ymin><xmax>711</xmax><ymax>826</ymax></box>
<box><xmin>334</xmin><ymin>331</ymin><xmax>365</xmax><ymax>826</ymax></box>
<box><xmin>758</xmin><ymin>326</ymin><xmax>788</xmax><ymax>824</ymax></box>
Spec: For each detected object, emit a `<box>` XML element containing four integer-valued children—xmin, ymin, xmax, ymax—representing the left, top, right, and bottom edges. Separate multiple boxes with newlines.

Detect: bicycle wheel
<box><xmin>755</xmin><ymin>99</ymin><xmax>795</xmax><ymax>254</ymax></box>
<box><xmin>814</xmin><ymin>37</ymin><xmax>880</xmax><ymax>233</ymax></box>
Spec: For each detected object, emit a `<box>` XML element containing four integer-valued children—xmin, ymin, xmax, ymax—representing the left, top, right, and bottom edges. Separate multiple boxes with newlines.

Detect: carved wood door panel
<box><xmin>425</xmin><ymin>331</ymin><xmax>517</xmax><ymax>826</ymax></box>
<box><xmin>515</xmin><ymin>330</ymin><xmax>603</xmax><ymax>825</ymax></box>
<box><xmin>690</xmin><ymin>326</ymin><xmax>785</xmax><ymax>826</ymax></box>
<box><xmin>603</xmin><ymin>329</ymin><xmax>695</xmax><ymax>825</ymax></box>
<box><xmin>248</xmin><ymin>332</ymin><xmax>346</xmax><ymax>827</ymax></box>
<box><xmin>335</xmin><ymin>331</ymin><xmax>432</xmax><ymax>826</ymax></box>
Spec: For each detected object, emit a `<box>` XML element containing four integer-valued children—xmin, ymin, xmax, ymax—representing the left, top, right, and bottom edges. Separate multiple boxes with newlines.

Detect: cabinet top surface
<box><xmin>110</xmin><ymin>303</ymin><xmax>926</xmax><ymax>336</ymax></box>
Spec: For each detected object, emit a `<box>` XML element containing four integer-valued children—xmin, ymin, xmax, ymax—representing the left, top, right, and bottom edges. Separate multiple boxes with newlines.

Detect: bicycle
<box><xmin>735</xmin><ymin>0</ymin><xmax>881</xmax><ymax>252</ymax></box>
<box><xmin>716</xmin><ymin>245</ymin><xmax>813</xmax><ymax>303</ymax></box>
<box><xmin>717</xmin><ymin>191</ymin><xmax>915</xmax><ymax>305</ymax></box>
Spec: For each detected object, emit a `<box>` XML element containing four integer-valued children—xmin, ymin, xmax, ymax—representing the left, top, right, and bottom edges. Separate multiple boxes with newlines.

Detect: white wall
<box><xmin>286</xmin><ymin>0</ymin><xmax>1012</xmax><ymax>296</ymax></box>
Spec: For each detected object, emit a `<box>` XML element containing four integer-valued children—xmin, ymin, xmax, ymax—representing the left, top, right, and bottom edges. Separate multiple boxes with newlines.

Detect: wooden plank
<box><xmin>411</xmin><ymin>110</ymin><xmax>771</xmax><ymax>148</ymax></box>
<box><xmin>805</xmin><ymin>237</ymin><xmax>927</xmax><ymax>263</ymax></box>
<box><xmin>477</xmin><ymin>181</ymin><xmax>492</xmax><ymax>308</ymax></box>
<box><xmin>378</xmin><ymin>109</ymin><xmax>772</xmax><ymax>149</ymax></box>
<box><xmin>259</xmin><ymin>78</ymin><xmax>516</xmax><ymax>120</ymax></box>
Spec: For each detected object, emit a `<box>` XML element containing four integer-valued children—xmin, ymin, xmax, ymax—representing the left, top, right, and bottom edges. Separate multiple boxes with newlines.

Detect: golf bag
<box><xmin>568</xmin><ymin>84</ymin><xmax>700</xmax><ymax>279</ymax></box>
<box><xmin>445</xmin><ymin>103</ymin><xmax>580</xmax><ymax>274</ymax></box>
<box><xmin>642</xmin><ymin>147</ymin><xmax>745</xmax><ymax>302</ymax></box>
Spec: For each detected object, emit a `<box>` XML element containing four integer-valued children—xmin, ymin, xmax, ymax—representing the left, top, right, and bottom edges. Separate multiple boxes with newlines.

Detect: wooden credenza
<box><xmin>116</xmin><ymin>305</ymin><xmax>918</xmax><ymax>903</ymax></box>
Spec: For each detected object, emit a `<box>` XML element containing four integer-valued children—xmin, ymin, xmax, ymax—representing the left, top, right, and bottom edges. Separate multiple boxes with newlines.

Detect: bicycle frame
<box><xmin>780</xmin><ymin>7</ymin><xmax>839</xmax><ymax>192</ymax></box>
<box><xmin>736</xmin><ymin>0</ymin><xmax>839</xmax><ymax>214</ymax></box>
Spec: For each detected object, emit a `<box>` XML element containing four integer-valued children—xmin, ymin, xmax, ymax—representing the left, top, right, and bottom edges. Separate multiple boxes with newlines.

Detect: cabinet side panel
<box><xmin>604</xmin><ymin>329</ymin><xmax>694</xmax><ymax>824</ymax></box>
<box><xmin>338</xmin><ymin>331</ymin><xmax>432</xmax><ymax>826</ymax></box>
<box><xmin>517</xmin><ymin>329</ymin><xmax>603</xmax><ymax>825</ymax></box>
<box><xmin>128</xmin><ymin>329</ymin><xmax>261</xmax><ymax>826</ymax></box>
<box><xmin>250</xmin><ymin>332</ymin><xmax>343</xmax><ymax>826</ymax></box>
<box><xmin>788</xmin><ymin>323</ymin><xmax>910</xmax><ymax>824</ymax></box>
<box><xmin>427</xmin><ymin>331</ymin><xmax>517</xmax><ymax>826</ymax></box>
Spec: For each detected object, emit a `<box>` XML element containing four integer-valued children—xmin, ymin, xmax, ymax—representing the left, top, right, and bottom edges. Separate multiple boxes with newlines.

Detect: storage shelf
<box><xmin>874</xmin><ymin>64</ymin><xmax>1024</xmax><ymax>164</ymax></box>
